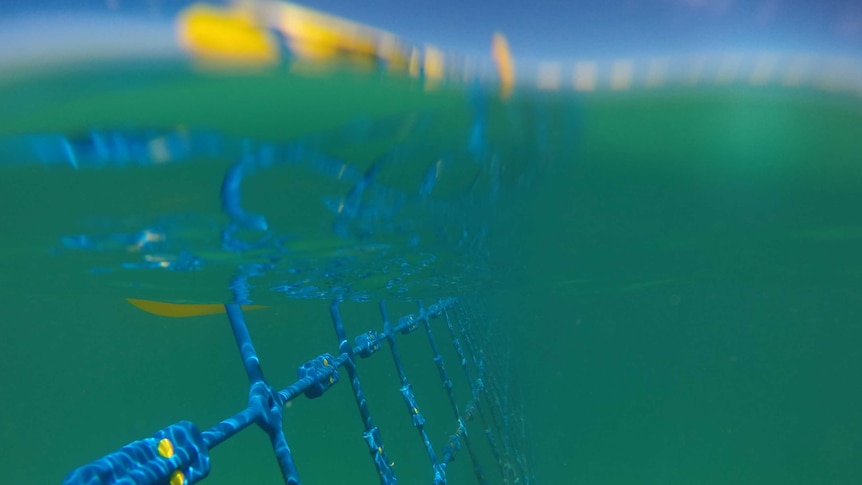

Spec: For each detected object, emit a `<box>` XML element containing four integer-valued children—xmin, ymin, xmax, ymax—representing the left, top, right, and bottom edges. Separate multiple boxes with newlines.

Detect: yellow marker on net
<box><xmin>169</xmin><ymin>470</ymin><xmax>185</xmax><ymax>485</ymax></box>
<box><xmin>126</xmin><ymin>299</ymin><xmax>267</xmax><ymax>318</ymax></box>
<box><xmin>156</xmin><ymin>438</ymin><xmax>186</xmax><ymax>484</ymax></box>
<box><xmin>492</xmin><ymin>32</ymin><xmax>515</xmax><ymax>99</ymax></box>
<box><xmin>157</xmin><ymin>438</ymin><xmax>174</xmax><ymax>458</ymax></box>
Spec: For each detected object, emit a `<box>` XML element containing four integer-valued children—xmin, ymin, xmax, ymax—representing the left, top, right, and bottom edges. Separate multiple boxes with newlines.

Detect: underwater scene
<box><xmin>1</xmin><ymin>1</ymin><xmax>861</xmax><ymax>484</ymax></box>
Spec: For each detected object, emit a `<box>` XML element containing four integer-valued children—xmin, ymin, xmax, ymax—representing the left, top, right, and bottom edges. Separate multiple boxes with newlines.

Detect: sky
<box><xmin>1</xmin><ymin>0</ymin><xmax>860</xmax><ymax>65</ymax></box>
<box><xmin>291</xmin><ymin>0</ymin><xmax>862</xmax><ymax>60</ymax></box>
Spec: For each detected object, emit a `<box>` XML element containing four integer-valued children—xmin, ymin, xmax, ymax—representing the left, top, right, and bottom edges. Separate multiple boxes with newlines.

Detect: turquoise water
<box><xmin>508</xmin><ymin>89</ymin><xmax>862</xmax><ymax>484</ymax></box>
<box><xmin>1</xmin><ymin>62</ymin><xmax>862</xmax><ymax>484</ymax></box>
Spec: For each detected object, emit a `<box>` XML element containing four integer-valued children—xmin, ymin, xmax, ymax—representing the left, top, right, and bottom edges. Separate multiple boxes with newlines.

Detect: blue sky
<box><xmin>293</xmin><ymin>0</ymin><xmax>862</xmax><ymax>60</ymax></box>
<box><xmin>1</xmin><ymin>0</ymin><xmax>860</xmax><ymax>62</ymax></box>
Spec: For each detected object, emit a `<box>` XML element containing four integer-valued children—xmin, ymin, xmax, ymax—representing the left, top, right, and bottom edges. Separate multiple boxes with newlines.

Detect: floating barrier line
<box><xmin>62</xmin><ymin>296</ymin><xmax>532</xmax><ymax>484</ymax></box>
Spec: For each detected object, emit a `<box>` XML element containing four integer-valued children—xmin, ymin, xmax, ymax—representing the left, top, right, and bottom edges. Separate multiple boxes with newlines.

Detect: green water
<box><xmin>1</xmin><ymin>64</ymin><xmax>861</xmax><ymax>484</ymax></box>
<box><xmin>507</xmin><ymin>89</ymin><xmax>862</xmax><ymax>484</ymax></box>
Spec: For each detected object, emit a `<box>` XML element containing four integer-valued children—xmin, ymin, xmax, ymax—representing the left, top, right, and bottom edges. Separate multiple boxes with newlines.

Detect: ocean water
<box><xmin>505</xmin><ymin>88</ymin><xmax>862</xmax><ymax>484</ymax></box>
<box><xmin>1</xmin><ymin>60</ymin><xmax>861</xmax><ymax>485</ymax></box>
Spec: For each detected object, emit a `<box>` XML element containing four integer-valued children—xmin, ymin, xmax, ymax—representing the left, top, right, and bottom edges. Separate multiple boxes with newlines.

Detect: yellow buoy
<box><xmin>492</xmin><ymin>32</ymin><xmax>515</xmax><ymax>99</ymax></box>
<box><xmin>423</xmin><ymin>45</ymin><xmax>445</xmax><ymax>91</ymax></box>
<box><xmin>176</xmin><ymin>3</ymin><xmax>279</xmax><ymax>65</ymax></box>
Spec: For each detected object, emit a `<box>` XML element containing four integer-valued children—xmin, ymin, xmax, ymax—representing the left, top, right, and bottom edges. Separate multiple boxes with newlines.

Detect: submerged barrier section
<box><xmin>0</xmin><ymin>2</ymin><xmax>539</xmax><ymax>483</ymax></box>
<box><xmin>28</xmin><ymin>94</ymin><xmax>541</xmax><ymax>481</ymax></box>
<box><xmin>62</xmin><ymin>297</ymin><xmax>532</xmax><ymax>485</ymax></box>
<box><xmin>28</xmin><ymin>100</ymin><xmax>541</xmax><ymax>481</ymax></box>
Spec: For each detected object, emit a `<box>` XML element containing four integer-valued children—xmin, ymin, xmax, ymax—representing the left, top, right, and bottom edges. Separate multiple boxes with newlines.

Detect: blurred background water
<box><xmin>1</xmin><ymin>1</ymin><xmax>861</xmax><ymax>484</ymax></box>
